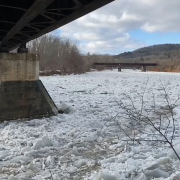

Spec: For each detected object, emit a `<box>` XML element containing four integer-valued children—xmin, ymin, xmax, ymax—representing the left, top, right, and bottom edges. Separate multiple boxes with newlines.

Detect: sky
<box><xmin>58</xmin><ymin>0</ymin><xmax>180</xmax><ymax>55</ymax></box>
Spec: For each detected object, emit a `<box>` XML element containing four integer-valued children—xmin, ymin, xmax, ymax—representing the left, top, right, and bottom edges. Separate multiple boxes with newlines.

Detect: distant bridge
<box><xmin>93</xmin><ymin>62</ymin><xmax>158</xmax><ymax>72</ymax></box>
<box><xmin>0</xmin><ymin>0</ymin><xmax>114</xmax><ymax>52</ymax></box>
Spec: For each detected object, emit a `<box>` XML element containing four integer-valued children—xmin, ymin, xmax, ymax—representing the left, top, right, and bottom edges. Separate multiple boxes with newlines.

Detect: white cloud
<box><xmin>58</xmin><ymin>0</ymin><xmax>180</xmax><ymax>54</ymax></box>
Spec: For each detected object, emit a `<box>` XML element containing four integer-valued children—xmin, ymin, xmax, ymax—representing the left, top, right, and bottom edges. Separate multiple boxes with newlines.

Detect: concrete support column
<box><xmin>0</xmin><ymin>53</ymin><xmax>39</xmax><ymax>82</ymax></box>
<box><xmin>141</xmin><ymin>65</ymin><xmax>146</xmax><ymax>72</ymax></box>
<box><xmin>0</xmin><ymin>53</ymin><xmax>58</xmax><ymax>122</ymax></box>
<box><xmin>118</xmin><ymin>65</ymin><xmax>121</xmax><ymax>72</ymax></box>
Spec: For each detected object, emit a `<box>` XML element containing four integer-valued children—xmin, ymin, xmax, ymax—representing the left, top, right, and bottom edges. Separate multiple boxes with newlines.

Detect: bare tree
<box><xmin>106</xmin><ymin>82</ymin><xmax>180</xmax><ymax>161</ymax></box>
<box><xmin>28</xmin><ymin>34</ymin><xmax>86</xmax><ymax>75</ymax></box>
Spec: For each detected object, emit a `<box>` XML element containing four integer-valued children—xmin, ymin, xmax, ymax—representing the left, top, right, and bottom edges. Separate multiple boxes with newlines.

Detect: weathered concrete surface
<box><xmin>0</xmin><ymin>53</ymin><xmax>58</xmax><ymax>122</ymax></box>
<box><xmin>0</xmin><ymin>53</ymin><xmax>39</xmax><ymax>82</ymax></box>
<box><xmin>0</xmin><ymin>80</ymin><xmax>58</xmax><ymax>122</ymax></box>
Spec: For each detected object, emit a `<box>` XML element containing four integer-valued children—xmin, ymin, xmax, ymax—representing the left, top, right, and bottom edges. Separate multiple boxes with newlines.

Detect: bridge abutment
<box><xmin>0</xmin><ymin>53</ymin><xmax>58</xmax><ymax>122</ymax></box>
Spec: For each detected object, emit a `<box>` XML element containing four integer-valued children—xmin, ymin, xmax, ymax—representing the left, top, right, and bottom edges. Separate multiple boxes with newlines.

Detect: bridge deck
<box><xmin>0</xmin><ymin>0</ymin><xmax>114</xmax><ymax>50</ymax></box>
<box><xmin>94</xmin><ymin>63</ymin><xmax>158</xmax><ymax>67</ymax></box>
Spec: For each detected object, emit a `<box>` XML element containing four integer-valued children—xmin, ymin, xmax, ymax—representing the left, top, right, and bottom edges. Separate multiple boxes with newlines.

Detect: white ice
<box><xmin>0</xmin><ymin>69</ymin><xmax>180</xmax><ymax>179</ymax></box>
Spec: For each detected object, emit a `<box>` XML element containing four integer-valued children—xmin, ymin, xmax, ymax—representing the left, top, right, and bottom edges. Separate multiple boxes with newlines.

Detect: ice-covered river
<box><xmin>1</xmin><ymin>69</ymin><xmax>180</xmax><ymax>180</ymax></box>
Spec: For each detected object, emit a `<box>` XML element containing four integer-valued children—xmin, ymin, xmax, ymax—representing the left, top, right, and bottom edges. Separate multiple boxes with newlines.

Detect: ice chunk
<box><xmin>101</xmin><ymin>157</ymin><xmax>116</xmax><ymax>164</ymax></box>
<box><xmin>134</xmin><ymin>173</ymin><xmax>147</xmax><ymax>180</ymax></box>
<box><xmin>146</xmin><ymin>157</ymin><xmax>172</xmax><ymax>170</ymax></box>
<box><xmin>66</xmin><ymin>166</ymin><xmax>78</xmax><ymax>173</ymax></box>
<box><xmin>39</xmin><ymin>170</ymin><xmax>51</xmax><ymax>178</ymax></box>
<box><xmin>65</xmin><ymin>149</ymin><xmax>80</xmax><ymax>156</ymax></box>
<box><xmin>45</xmin><ymin>156</ymin><xmax>55</xmax><ymax>167</ymax></box>
<box><xmin>0</xmin><ymin>150</ymin><xmax>11</xmax><ymax>160</ymax></box>
<box><xmin>21</xmin><ymin>146</ymin><xmax>32</xmax><ymax>154</ymax></box>
<box><xmin>74</xmin><ymin>159</ymin><xmax>87</xmax><ymax>168</ymax></box>
<box><xmin>27</xmin><ymin>162</ymin><xmax>39</xmax><ymax>172</ymax></box>
<box><xmin>145</xmin><ymin>168</ymin><xmax>169</xmax><ymax>178</ymax></box>
<box><xmin>95</xmin><ymin>172</ymin><xmax>117</xmax><ymax>180</ymax></box>
<box><xmin>8</xmin><ymin>176</ymin><xmax>18</xmax><ymax>180</ymax></box>
<box><xmin>167</xmin><ymin>171</ymin><xmax>180</xmax><ymax>180</ymax></box>
<box><xmin>84</xmin><ymin>135</ymin><xmax>97</xmax><ymax>142</ymax></box>
<box><xmin>32</xmin><ymin>175</ymin><xmax>43</xmax><ymax>180</ymax></box>
<box><xmin>88</xmin><ymin>120</ymin><xmax>103</xmax><ymax>128</ymax></box>
<box><xmin>58</xmin><ymin>103</ymin><xmax>75</xmax><ymax>114</ymax></box>
<box><xmin>16</xmin><ymin>171</ymin><xmax>34</xmax><ymax>179</ymax></box>
<box><xmin>168</xmin><ymin>145</ymin><xmax>180</xmax><ymax>160</ymax></box>
<box><xmin>10</xmin><ymin>155</ymin><xmax>32</xmax><ymax>163</ymax></box>
<box><xmin>34</xmin><ymin>136</ymin><xmax>52</xmax><ymax>150</ymax></box>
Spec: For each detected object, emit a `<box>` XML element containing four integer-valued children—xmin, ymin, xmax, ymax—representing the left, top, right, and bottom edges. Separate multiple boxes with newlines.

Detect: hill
<box><xmin>114</xmin><ymin>44</ymin><xmax>180</xmax><ymax>72</ymax></box>
<box><xmin>115</xmin><ymin>44</ymin><xmax>180</xmax><ymax>58</ymax></box>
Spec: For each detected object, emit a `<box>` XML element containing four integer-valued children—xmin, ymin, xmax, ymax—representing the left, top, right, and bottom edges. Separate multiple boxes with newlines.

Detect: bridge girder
<box><xmin>0</xmin><ymin>0</ymin><xmax>114</xmax><ymax>51</ymax></box>
<box><xmin>94</xmin><ymin>62</ymin><xmax>158</xmax><ymax>67</ymax></box>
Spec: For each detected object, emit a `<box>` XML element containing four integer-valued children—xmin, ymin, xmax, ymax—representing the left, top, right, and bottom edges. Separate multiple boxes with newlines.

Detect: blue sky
<box><xmin>130</xmin><ymin>30</ymin><xmax>180</xmax><ymax>47</ymax></box>
<box><xmin>58</xmin><ymin>0</ymin><xmax>180</xmax><ymax>55</ymax></box>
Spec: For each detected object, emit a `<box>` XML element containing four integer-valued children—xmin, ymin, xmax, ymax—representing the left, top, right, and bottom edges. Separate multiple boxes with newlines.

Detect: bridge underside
<box><xmin>0</xmin><ymin>0</ymin><xmax>114</xmax><ymax>121</ymax></box>
<box><xmin>0</xmin><ymin>0</ymin><xmax>113</xmax><ymax>51</ymax></box>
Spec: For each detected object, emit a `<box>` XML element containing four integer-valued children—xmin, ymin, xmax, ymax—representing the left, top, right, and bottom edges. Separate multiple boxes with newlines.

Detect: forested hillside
<box><xmin>114</xmin><ymin>44</ymin><xmax>180</xmax><ymax>72</ymax></box>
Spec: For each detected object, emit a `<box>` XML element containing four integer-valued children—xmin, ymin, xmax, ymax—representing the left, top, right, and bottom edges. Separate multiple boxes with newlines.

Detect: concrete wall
<box><xmin>0</xmin><ymin>53</ymin><xmax>39</xmax><ymax>82</ymax></box>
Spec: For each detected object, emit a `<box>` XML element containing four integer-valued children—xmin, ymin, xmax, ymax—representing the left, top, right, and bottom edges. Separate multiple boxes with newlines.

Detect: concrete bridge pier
<box><xmin>0</xmin><ymin>53</ymin><xmax>58</xmax><ymax>122</ymax></box>
<box><xmin>118</xmin><ymin>65</ymin><xmax>121</xmax><ymax>72</ymax></box>
<box><xmin>141</xmin><ymin>65</ymin><xmax>147</xmax><ymax>72</ymax></box>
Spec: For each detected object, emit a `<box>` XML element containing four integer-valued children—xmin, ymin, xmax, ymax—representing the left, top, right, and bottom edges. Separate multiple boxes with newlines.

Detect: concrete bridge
<box><xmin>94</xmin><ymin>62</ymin><xmax>158</xmax><ymax>72</ymax></box>
<box><xmin>0</xmin><ymin>0</ymin><xmax>114</xmax><ymax>121</ymax></box>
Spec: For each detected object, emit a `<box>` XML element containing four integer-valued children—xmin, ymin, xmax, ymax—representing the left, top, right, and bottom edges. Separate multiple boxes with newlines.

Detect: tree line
<box><xmin>28</xmin><ymin>34</ymin><xmax>88</xmax><ymax>75</ymax></box>
<box><xmin>28</xmin><ymin>34</ymin><xmax>180</xmax><ymax>74</ymax></box>
<box><xmin>28</xmin><ymin>33</ymin><xmax>113</xmax><ymax>75</ymax></box>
